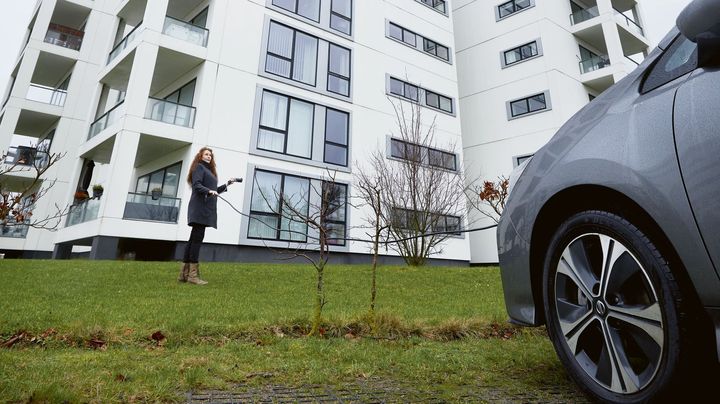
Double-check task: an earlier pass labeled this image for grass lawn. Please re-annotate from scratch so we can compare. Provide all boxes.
[0,260,574,402]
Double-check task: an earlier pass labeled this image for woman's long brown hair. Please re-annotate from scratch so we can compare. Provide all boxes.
[187,147,217,185]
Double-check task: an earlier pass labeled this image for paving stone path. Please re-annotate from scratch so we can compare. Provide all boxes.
[188,377,589,403]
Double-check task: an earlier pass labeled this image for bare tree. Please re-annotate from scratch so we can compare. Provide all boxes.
[0,146,70,231]
[250,170,347,336]
[357,98,467,267]
[465,176,509,224]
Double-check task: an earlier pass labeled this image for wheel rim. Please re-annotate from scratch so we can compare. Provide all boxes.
[554,233,664,394]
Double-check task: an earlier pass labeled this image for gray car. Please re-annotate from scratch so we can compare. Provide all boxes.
[497,0,720,401]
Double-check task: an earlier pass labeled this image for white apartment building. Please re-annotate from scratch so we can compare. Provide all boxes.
[0,0,470,264]
[453,0,650,264]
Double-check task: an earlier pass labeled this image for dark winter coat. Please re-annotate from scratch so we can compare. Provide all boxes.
[187,161,227,228]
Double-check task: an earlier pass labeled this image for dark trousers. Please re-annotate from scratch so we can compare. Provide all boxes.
[183,225,206,263]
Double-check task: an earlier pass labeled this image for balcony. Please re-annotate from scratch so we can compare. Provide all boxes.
[162,16,209,47]
[579,54,611,74]
[4,146,50,169]
[570,6,599,25]
[44,23,84,51]
[123,192,181,223]
[0,220,29,239]
[26,84,67,106]
[88,101,124,139]
[66,198,100,227]
[108,22,142,64]
[145,98,195,128]
[614,9,644,37]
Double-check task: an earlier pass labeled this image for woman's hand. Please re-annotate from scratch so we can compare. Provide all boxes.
[208,190,218,196]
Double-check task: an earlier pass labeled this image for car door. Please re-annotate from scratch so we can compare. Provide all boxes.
[674,48,720,277]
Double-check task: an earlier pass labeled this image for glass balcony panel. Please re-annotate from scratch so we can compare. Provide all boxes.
[614,10,644,36]
[145,98,196,127]
[570,6,599,25]
[66,198,100,227]
[123,192,181,223]
[88,101,124,139]
[579,55,611,73]
[0,219,29,239]
[108,22,142,64]
[44,23,84,51]
[26,84,67,106]
[4,146,50,168]
[162,16,209,47]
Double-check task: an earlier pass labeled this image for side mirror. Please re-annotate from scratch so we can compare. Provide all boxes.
[676,0,720,42]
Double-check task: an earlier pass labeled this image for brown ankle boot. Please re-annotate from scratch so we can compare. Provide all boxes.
[187,263,208,285]
[178,262,189,282]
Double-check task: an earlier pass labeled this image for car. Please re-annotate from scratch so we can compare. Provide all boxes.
[497,0,720,401]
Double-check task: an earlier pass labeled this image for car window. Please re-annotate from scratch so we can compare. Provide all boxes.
[640,34,698,94]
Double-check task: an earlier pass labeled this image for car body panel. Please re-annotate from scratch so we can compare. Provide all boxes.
[497,34,720,327]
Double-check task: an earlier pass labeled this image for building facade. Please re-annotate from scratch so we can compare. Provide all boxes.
[0,0,469,263]
[453,0,649,264]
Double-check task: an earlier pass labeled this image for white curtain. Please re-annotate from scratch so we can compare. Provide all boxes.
[267,23,293,77]
[258,92,288,152]
[286,100,313,158]
[292,32,317,85]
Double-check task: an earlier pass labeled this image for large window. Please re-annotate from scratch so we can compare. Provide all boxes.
[256,89,350,167]
[390,138,457,171]
[135,162,182,197]
[387,22,450,62]
[497,0,533,19]
[503,41,539,66]
[417,0,447,14]
[266,21,318,86]
[392,208,461,236]
[328,44,351,96]
[388,77,454,115]
[272,0,321,22]
[324,108,348,166]
[508,92,549,118]
[322,181,347,245]
[249,170,310,242]
[330,0,352,35]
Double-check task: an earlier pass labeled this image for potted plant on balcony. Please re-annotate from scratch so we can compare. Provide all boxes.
[151,187,163,200]
[74,190,89,204]
[92,184,104,199]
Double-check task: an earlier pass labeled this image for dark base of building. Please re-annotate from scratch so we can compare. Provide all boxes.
[49,236,469,266]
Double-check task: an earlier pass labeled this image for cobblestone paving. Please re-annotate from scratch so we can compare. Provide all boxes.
[188,378,589,403]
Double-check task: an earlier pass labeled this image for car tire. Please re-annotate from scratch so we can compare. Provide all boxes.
[542,210,691,403]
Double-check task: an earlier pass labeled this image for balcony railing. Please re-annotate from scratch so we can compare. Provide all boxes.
[614,9,644,36]
[4,146,50,168]
[570,6,599,25]
[108,21,143,64]
[26,84,67,106]
[88,101,124,139]
[162,16,209,47]
[579,55,611,74]
[0,219,29,239]
[123,192,181,223]
[66,198,100,227]
[145,98,196,127]
[44,23,84,51]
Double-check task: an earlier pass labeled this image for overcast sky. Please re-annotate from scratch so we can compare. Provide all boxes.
[0,1,694,99]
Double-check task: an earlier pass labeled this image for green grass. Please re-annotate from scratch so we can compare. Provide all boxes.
[0,260,573,402]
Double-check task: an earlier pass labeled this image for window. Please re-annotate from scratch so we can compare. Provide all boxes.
[164,79,196,106]
[266,21,318,86]
[330,0,352,35]
[392,208,461,236]
[425,90,453,113]
[514,154,533,167]
[135,162,182,197]
[272,0,320,22]
[322,181,347,245]
[388,77,455,115]
[388,22,416,46]
[324,108,348,166]
[508,92,549,118]
[503,41,538,66]
[328,44,351,96]
[423,38,449,61]
[641,34,698,94]
[497,0,533,19]
[417,0,447,14]
[389,77,419,102]
[249,170,310,241]
[390,138,457,171]
[258,91,314,158]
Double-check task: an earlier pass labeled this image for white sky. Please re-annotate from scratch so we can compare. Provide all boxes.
[0,1,694,101]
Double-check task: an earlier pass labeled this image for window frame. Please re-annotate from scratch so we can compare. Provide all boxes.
[506,90,552,120]
[386,20,452,64]
[135,161,183,197]
[323,107,349,166]
[265,21,320,87]
[330,0,353,35]
[501,39,542,68]
[327,43,351,96]
[321,181,348,246]
[391,207,462,237]
[387,76,456,116]
[257,90,316,160]
[495,0,535,21]
[415,0,448,16]
[389,137,458,172]
[271,0,321,23]
[248,169,311,242]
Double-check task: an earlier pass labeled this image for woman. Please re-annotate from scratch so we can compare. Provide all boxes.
[179,147,237,284]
